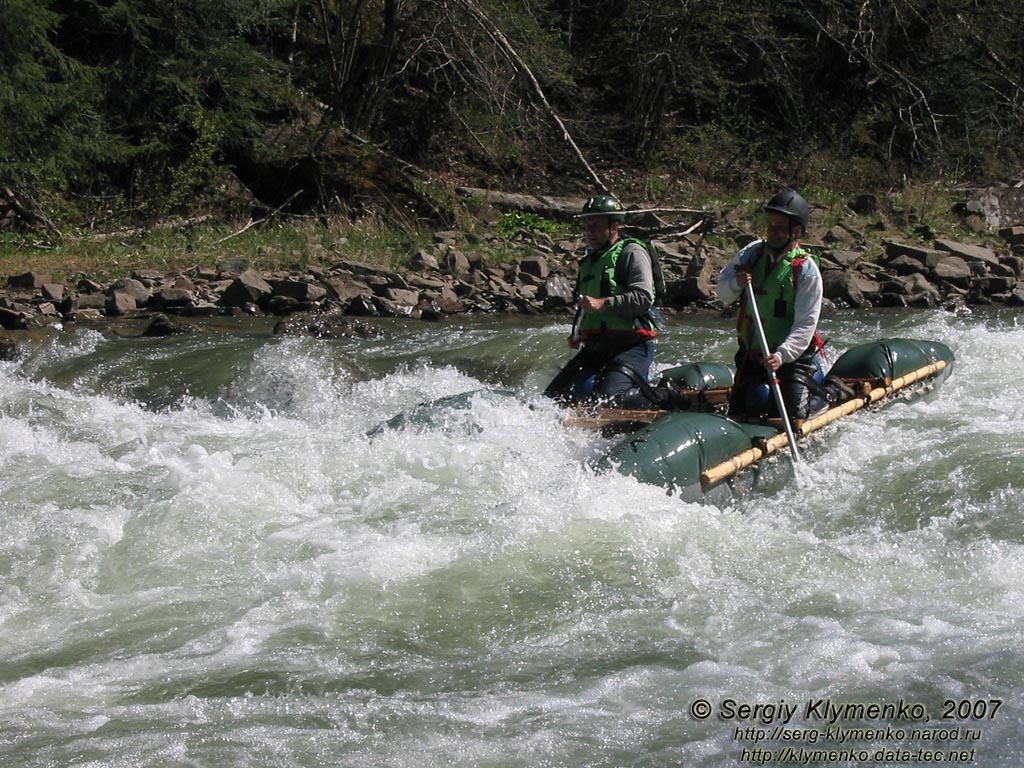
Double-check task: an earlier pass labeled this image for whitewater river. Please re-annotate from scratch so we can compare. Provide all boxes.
[1,306,1022,767]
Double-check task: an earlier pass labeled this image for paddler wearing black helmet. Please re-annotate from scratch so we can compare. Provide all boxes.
[543,194,660,407]
[716,188,828,422]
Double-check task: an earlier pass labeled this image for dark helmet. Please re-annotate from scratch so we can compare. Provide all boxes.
[579,194,626,222]
[764,189,809,229]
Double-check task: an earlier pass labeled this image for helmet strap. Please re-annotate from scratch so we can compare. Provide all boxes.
[604,224,621,250]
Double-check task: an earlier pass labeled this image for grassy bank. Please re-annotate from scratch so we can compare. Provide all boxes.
[0,180,991,285]
[0,213,436,284]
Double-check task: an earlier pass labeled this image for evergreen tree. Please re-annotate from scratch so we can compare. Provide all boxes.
[0,0,119,221]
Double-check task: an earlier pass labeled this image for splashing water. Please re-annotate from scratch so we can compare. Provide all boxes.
[1,309,1022,767]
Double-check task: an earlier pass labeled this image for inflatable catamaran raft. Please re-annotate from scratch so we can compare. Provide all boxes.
[372,338,953,500]
[575,337,953,499]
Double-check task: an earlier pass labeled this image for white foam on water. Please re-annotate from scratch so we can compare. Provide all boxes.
[1,310,1023,766]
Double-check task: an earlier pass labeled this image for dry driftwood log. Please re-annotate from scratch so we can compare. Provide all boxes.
[456,187,715,230]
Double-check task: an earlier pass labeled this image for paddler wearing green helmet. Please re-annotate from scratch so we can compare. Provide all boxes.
[544,194,660,407]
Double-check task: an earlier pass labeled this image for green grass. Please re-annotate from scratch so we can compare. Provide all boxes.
[0,214,433,283]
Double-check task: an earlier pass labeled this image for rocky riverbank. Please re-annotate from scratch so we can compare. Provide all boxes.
[1,195,1023,358]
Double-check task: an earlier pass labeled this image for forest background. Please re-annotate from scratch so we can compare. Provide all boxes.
[2,0,1023,269]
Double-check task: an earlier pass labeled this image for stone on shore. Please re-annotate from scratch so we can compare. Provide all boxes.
[932,256,973,288]
[106,290,138,315]
[934,239,1000,268]
[822,270,871,309]
[7,272,51,290]
[222,269,274,307]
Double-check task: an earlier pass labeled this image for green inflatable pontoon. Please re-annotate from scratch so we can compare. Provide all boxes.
[594,338,954,499]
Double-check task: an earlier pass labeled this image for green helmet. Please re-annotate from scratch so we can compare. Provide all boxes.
[579,195,625,222]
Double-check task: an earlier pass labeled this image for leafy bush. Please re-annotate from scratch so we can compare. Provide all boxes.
[496,211,565,239]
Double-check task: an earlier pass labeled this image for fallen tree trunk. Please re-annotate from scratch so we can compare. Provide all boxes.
[456,187,586,220]
[456,186,714,226]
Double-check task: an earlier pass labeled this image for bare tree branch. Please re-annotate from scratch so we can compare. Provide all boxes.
[450,0,611,195]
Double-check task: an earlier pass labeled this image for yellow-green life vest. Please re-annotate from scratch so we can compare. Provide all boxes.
[737,245,818,351]
[577,238,656,339]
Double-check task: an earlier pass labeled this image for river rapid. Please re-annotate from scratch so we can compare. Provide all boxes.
[1,307,1022,767]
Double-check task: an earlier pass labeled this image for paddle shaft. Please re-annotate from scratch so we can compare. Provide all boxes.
[744,281,801,462]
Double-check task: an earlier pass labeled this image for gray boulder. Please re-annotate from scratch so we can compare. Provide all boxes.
[822,270,871,308]
[222,269,273,307]
[932,256,973,288]
[934,239,1000,268]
